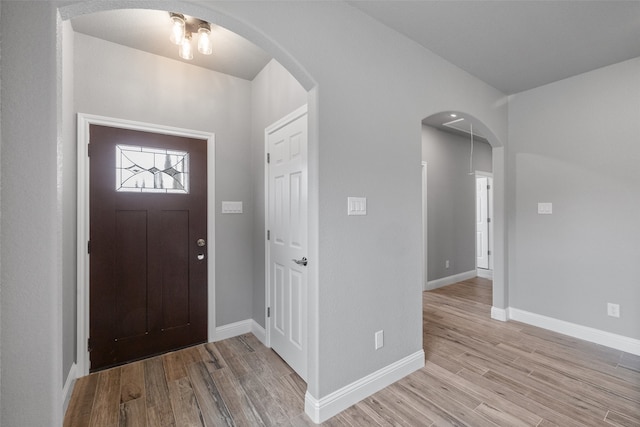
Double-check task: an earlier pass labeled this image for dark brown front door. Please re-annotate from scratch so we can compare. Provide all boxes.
[89,124,207,371]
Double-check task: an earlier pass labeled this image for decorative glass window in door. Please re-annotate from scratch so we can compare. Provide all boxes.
[116,145,189,193]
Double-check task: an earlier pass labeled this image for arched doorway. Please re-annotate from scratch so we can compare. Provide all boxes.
[420,111,507,318]
[59,0,319,398]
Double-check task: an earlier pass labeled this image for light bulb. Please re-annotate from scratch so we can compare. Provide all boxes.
[169,14,185,45]
[179,35,193,60]
[197,25,212,55]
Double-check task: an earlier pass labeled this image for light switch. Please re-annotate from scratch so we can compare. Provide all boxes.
[222,201,243,214]
[537,202,553,215]
[348,197,367,216]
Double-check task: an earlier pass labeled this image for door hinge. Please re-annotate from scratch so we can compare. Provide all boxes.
[87,240,91,254]
[267,307,271,318]
[87,337,93,352]
[487,184,491,190]
[488,250,492,256]
[267,153,270,164]
[87,143,91,157]
[267,230,270,240]
[487,218,491,223]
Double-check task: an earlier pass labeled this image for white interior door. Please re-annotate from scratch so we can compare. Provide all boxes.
[266,106,308,380]
[476,176,489,269]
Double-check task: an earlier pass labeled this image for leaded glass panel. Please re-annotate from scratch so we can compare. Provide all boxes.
[116,145,189,193]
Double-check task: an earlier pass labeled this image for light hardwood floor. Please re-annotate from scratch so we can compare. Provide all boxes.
[65,277,640,426]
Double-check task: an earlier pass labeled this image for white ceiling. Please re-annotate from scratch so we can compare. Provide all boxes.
[349,0,640,94]
[70,9,271,81]
[70,2,640,93]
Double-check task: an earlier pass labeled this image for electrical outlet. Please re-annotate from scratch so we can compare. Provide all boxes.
[445,260,450,269]
[607,303,620,318]
[375,330,384,350]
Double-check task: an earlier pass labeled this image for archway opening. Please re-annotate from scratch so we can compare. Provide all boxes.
[420,111,506,320]
[58,0,319,410]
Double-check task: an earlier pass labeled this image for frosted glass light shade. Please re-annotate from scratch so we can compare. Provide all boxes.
[197,27,212,55]
[179,36,193,60]
[170,14,185,45]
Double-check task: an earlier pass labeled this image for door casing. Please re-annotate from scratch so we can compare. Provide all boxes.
[76,113,215,376]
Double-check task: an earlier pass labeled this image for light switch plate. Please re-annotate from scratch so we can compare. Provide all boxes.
[538,202,553,214]
[222,201,243,214]
[348,197,367,216]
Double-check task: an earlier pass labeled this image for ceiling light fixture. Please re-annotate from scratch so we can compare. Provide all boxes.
[169,12,213,60]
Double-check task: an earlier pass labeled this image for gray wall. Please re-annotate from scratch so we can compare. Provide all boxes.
[422,125,492,282]
[61,19,76,385]
[1,1,508,424]
[1,1,63,424]
[508,57,640,340]
[74,33,254,327]
[250,60,307,327]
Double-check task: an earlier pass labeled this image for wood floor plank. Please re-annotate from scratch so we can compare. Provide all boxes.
[89,368,121,427]
[167,377,205,427]
[198,342,226,371]
[119,397,147,427]
[143,357,176,427]
[120,362,144,403]
[64,374,99,427]
[482,369,608,425]
[423,361,542,426]
[457,368,586,427]
[238,373,289,426]
[209,366,266,426]
[163,350,188,382]
[187,361,234,426]
[605,409,640,427]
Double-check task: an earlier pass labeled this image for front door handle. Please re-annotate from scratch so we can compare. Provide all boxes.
[292,257,308,266]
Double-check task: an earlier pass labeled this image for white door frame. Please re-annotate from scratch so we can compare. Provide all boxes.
[422,162,428,291]
[264,105,308,351]
[475,171,493,277]
[76,113,216,376]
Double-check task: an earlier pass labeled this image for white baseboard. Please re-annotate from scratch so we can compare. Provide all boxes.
[214,319,253,341]
[251,320,267,346]
[476,268,493,279]
[491,306,508,322]
[508,308,640,356]
[214,319,268,347]
[425,270,476,291]
[304,350,425,424]
[62,362,78,414]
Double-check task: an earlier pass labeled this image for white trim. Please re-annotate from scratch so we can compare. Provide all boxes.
[477,268,493,279]
[508,308,640,356]
[251,320,267,346]
[62,363,78,415]
[421,162,428,292]
[426,270,476,291]
[212,319,266,345]
[491,306,508,322]
[215,319,253,341]
[76,113,216,376]
[304,350,425,424]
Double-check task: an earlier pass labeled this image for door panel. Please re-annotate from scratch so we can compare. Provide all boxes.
[267,108,308,380]
[89,124,207,371]
[476,176,489,269]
